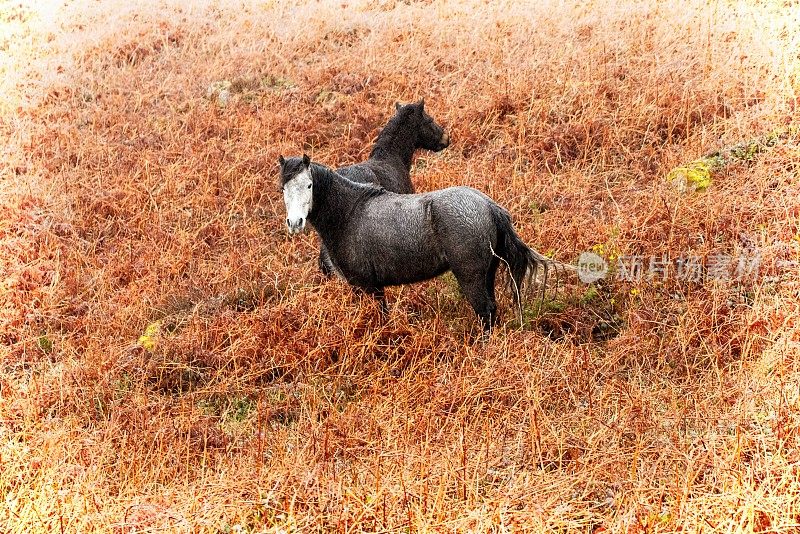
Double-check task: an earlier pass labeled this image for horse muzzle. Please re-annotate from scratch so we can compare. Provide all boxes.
[286,217,306,235]
[438,132,450,150]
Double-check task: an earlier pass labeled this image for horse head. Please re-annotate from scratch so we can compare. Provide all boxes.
[279,154,313,234]
[395,99,450,152]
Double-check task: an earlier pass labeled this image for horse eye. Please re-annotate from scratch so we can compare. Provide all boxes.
[307,183,312,189]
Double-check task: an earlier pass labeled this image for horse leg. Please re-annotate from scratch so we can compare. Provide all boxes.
[361,286,388,316]
[485,257,500,325]
[453,270,498,334]
[318,244,334,277]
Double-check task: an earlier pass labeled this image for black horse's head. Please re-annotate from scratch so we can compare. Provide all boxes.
[395,99,450,152]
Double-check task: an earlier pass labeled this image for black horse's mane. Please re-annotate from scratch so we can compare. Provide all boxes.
[369,104,419,160]
[310,162,386,200]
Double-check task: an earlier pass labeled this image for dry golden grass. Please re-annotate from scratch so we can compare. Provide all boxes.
[2,0,800,531]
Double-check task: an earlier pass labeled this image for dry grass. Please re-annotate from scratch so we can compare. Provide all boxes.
[2,0,800,531]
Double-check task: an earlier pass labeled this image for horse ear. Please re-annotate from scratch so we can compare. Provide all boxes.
[278,155,285,166]
[418,97,425,110]
[395,102,402,112]
[302,154,310,168]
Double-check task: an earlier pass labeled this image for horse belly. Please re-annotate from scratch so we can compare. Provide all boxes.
[336,229,446,288]
[378,244,448,285]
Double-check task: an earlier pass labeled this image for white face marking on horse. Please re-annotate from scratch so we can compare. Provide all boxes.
[283,168,313,234]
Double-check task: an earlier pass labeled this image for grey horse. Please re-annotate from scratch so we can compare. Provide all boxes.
[280,154,571,333]
[316,99,449,275]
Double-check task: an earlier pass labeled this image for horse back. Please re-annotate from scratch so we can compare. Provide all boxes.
[426,187,501,257]
[337,160,413,194]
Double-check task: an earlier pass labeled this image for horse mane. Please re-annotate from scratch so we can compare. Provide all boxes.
[369,104,418,160]
[311,162,386,200]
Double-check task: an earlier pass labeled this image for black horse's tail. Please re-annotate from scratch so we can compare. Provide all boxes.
[490,205,575,308]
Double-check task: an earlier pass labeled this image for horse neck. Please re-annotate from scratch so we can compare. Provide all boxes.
[308,166,366,240]
[369,114,417,171]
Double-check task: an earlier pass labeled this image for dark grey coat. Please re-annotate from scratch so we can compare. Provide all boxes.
[281,157,563,333]
[317,100,449,274]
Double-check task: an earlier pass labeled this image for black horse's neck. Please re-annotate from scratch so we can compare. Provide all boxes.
[308,164,383,242]
[369,110,418,170]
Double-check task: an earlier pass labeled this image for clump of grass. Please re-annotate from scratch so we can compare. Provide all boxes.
[198,394,256,423]
[36,335,53,354]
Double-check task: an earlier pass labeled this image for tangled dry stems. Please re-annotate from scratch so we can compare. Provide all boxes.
[2,0,800,531]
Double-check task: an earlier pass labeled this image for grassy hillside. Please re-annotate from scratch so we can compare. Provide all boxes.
[2,0,799,531]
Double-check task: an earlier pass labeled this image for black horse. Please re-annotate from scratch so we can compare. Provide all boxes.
[316,99,449,275]
[280,155,571,333]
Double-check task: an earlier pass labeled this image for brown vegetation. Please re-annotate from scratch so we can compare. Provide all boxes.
[2,0,799,531]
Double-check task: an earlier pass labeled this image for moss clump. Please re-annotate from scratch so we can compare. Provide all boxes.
[37,335,53,354]
[138,321,162,352]
[666,158,716,192]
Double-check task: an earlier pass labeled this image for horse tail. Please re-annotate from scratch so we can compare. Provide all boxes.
[490,205,575,309]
